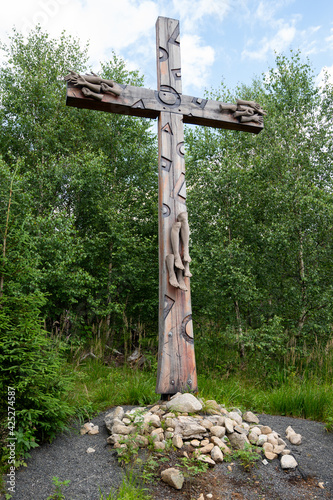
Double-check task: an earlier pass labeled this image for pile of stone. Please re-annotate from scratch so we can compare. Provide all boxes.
[101,393,300,480]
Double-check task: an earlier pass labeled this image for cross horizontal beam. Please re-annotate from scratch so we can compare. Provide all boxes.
[66,83,263,134]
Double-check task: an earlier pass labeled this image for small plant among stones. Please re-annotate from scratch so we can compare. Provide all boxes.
[178,454,209,477]
[225,443,262,471]
[46,476,71,500]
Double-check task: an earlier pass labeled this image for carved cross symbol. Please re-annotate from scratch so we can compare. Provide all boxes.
[65,17,264,397]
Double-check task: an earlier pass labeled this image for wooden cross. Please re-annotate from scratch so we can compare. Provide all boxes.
[65,17,264,397]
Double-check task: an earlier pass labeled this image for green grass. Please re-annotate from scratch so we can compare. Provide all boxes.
[99,471,152,500]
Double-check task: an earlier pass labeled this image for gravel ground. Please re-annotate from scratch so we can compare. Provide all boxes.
[2,409,333,500]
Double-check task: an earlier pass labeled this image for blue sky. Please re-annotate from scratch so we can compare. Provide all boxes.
[1,0,333,98]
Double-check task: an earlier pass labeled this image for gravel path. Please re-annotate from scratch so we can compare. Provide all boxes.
[2,409,333,500]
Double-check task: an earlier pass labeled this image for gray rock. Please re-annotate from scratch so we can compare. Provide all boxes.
[211,446,223,463]
[227,431,250,450]
[161,468,184,490]
[243,411,259,424]
[281,455,298,469]
[104,407,124,433]
[210,426,225,438]
[166,393,202,413]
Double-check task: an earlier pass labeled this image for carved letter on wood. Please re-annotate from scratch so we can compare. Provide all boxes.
[65,16,264,397]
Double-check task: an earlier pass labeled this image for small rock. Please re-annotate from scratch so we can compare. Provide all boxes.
[202,419,214,429]
[88,425,99,435]
[261,425,272,435]
[281,455,298,469]
[257,434,268,446]
[104,406,124,432]
[228,411,242,425]
[199,443,214,454]
[151,428,164,442]
[228,432,249,450]
[288,433,302,445]
[243,411,259,424]
[80,422,94,435]
[86,447,95,453]
[198,455,216,466]
[166,393,202,413]
[161,468,184,490]
[210,426,226,438]
[211,445,224,463]
[172,435,184,449]
[197,494,204,500]
[190,439,201,447]
[265,451,278,460]
[207,494,213,499]
[154,441,166,451]
[224,417,234,434]
[112,424,134,435]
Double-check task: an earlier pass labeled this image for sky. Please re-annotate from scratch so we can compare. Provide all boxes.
[1,0,333,98]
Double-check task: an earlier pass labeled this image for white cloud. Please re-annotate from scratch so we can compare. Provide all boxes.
[181,34,215,92]
[171,0,230,31]
[242,22,296,61]
[1,0,159,67]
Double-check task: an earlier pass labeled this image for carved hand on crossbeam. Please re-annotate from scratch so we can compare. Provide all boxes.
[64,71,122,100]
[220,99,266,125]
[166,211,192,291]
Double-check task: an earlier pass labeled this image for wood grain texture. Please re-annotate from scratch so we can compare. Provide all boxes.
[65,16,264,396]
[66,84,263,134]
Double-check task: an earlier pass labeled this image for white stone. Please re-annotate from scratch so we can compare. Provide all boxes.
[174,416,207,438]
[151,428,164,442]
[257,434,268,446]
[288,433,302,445]
[206,415,225,426]
[144,413,161,428]
[210,426,225,438]
[248,431,259,444]
[228,411,242,425]
[261,425,272,435]
[198,455,216,466]
[112,424,133,435]
[211,446,223,463]
[242,411,259,424]
[281,455,298,469]
[190,439,201,447]
[88,425,99,435]
[201,419,214,430]
[104,406,124,432]
[224,417,234,434]
[199,443,214,454]
[172,435,184,449]
[166,393,202,413]
[161,468,184,490]
[228,432,249,450]
[210,436,224,448]
[86,447,95,453]
[80,422,94,435]
[154,441,166,451]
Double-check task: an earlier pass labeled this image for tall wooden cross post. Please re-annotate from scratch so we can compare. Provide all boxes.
[65,17,264,397]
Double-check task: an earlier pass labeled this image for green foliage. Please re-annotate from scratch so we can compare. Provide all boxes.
[0,293,75,455]
[225,443,262,471]
[99,471,152,500]
[46,477,71,500]
[178,454,209,476]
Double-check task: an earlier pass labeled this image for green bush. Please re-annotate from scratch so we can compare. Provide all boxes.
[0,292,74,461]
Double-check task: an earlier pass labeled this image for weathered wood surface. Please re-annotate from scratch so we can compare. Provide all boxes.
[155,17,197,395]
[66,86,263,134]
[65,16,264,396]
